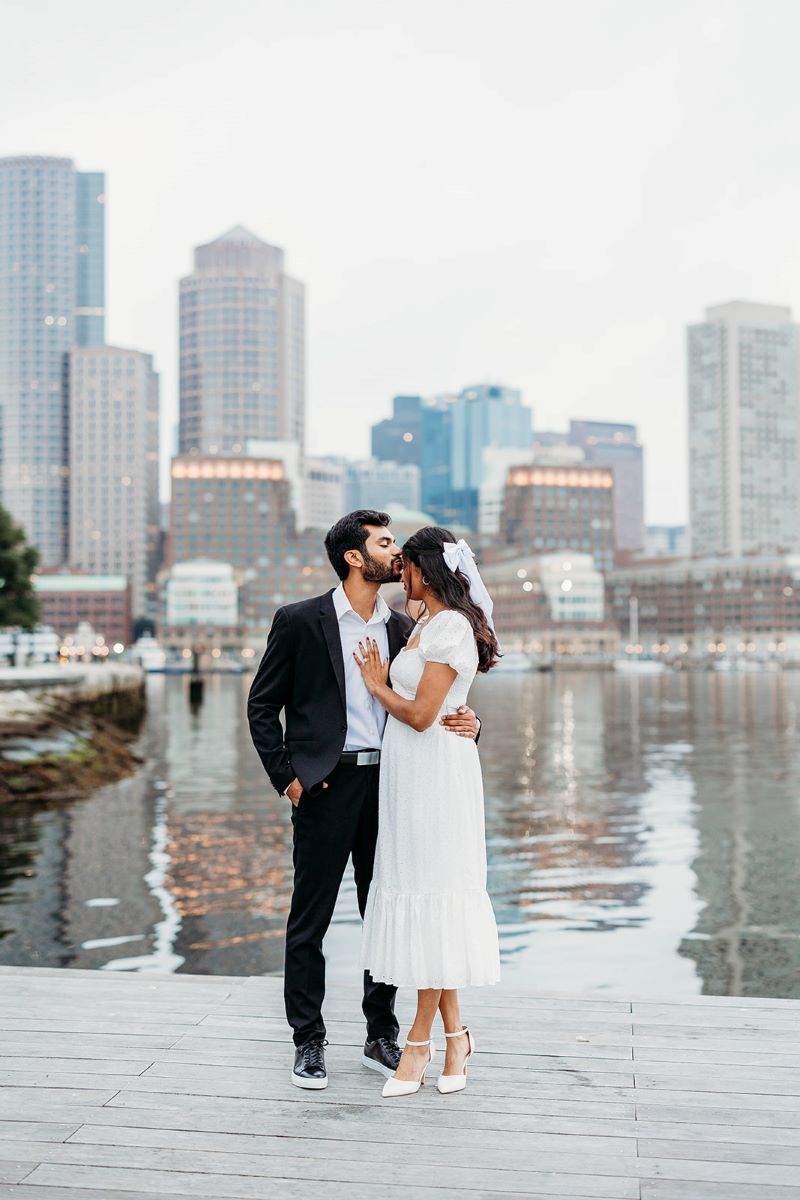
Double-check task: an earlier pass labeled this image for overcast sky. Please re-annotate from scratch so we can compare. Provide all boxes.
[4,0,799,523]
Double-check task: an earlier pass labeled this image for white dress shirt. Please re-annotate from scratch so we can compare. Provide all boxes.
[332,582,391,751]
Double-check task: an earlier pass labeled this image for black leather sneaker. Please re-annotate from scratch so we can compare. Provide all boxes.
[292,1040,328,1089]
[362,1035,402,1078]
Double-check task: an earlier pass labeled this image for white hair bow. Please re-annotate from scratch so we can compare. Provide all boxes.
[442,538,495,630]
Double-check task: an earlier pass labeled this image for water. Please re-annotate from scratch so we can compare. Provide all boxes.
[1,670,799,998]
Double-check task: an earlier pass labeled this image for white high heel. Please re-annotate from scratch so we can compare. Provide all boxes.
[381,1037,435,1098]
[437,1026,474,1094]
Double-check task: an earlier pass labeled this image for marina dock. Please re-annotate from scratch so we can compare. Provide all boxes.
[0,966,799,1198]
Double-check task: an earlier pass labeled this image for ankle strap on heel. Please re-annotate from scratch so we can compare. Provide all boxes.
[444,1026,469,1037]
[405,1037,433,1046]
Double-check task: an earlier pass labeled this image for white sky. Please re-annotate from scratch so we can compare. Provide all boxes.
[4,0,799,523]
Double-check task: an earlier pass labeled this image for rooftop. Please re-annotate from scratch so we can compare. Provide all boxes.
[209,224,265,245]
[32,574,128,593]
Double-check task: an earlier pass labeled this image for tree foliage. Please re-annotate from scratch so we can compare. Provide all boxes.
[0,506,40,630]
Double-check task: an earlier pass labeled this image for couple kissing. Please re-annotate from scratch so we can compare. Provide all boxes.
[248,509,500,1097]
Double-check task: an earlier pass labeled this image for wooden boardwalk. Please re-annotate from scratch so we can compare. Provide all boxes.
[0,967,799,1199]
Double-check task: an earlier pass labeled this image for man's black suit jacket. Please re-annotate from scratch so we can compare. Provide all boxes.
[247,588,414,798]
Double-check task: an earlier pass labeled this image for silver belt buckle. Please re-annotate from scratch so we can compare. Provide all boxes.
[356,750,380,766]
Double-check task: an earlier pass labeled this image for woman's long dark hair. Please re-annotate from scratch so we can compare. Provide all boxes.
[402,526,500,674]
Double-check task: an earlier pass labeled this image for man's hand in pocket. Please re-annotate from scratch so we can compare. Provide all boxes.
[286,777,328,807]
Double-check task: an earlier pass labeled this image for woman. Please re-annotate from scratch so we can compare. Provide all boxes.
[354,526,501,1098]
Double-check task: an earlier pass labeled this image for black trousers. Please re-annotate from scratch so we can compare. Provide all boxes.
[284,760,399,1046]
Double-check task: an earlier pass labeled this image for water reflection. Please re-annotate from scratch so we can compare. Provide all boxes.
[0,671,799,997]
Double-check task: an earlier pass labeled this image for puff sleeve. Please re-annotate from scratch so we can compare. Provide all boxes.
[418,610,478,677]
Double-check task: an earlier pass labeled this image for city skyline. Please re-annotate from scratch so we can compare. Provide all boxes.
[6,0,800,525]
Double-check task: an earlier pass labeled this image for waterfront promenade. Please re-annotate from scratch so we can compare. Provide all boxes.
[0,968,798,1197]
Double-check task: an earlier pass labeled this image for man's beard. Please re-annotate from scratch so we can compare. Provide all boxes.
[362,550,401,584]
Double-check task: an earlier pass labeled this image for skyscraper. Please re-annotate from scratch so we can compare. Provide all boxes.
[370,385,532,530]
[0,156,105,565]
[688,301,800,557]
[179,226,305,456]
[68,347,160,620]
[451,383,533,492]
[371,395,424,467]
[569,420,645,553]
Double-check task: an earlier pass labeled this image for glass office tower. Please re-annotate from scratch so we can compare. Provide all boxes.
[75,171,106,347]
[0,155,105,565]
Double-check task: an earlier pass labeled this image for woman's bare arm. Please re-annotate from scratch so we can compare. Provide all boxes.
[354,637,456,732]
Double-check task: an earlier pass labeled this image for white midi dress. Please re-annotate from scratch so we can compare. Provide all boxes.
[361,609,501,989]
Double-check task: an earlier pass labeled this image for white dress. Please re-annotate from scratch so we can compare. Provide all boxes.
[361,609,501,989]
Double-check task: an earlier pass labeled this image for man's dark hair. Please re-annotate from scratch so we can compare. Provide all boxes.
[324,509,392,581]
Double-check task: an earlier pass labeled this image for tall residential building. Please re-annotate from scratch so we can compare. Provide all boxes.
[179,225,305,457]
[0,156,105,564]
[68,347,159,620]
[688,301,800,557]
[499,462,615,573]
[569,420,645,553]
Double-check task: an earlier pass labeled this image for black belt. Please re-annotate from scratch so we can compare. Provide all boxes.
[339,749,381,766]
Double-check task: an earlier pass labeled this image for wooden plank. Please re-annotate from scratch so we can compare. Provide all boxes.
[15,1161,643,1198]
[0,1071,149,1092]
[0,1032,177,1054]
[0,1087,118,1107]
[158,1044,636,1076]
[0,1167,37,1186]
[0,1137,644,1183]
[105,1088,638,1128]
[634,1120,800,1148]
[0,1125,78,1145]
[633,1000,800,1022]
[637,1153,800,1185]
[641,1181,800,1200]
[1,1178,632,1200]
[139,1057,636,1092]
[634,1069,800,1098]
[0,1057,152,1077]
[2,1090,636,1132]
[0,1188,210,1200]
[64,1121,638,1163]
[639,1137,800,1165]
[633,1044,800,1069]
[635,1102,800,1130]
[0,1019,197,1039]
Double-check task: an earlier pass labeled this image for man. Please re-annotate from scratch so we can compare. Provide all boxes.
[247,509,479,1089]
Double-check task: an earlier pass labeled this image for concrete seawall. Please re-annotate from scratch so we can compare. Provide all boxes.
[0,664,146,802]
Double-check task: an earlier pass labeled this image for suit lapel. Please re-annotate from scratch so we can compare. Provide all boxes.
[319,591,347,710]
[387,611,410,661]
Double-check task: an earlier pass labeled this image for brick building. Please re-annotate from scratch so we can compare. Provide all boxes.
[498,464,615,573]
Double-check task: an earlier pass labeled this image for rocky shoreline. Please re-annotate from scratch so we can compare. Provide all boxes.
[0,665,146,801]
